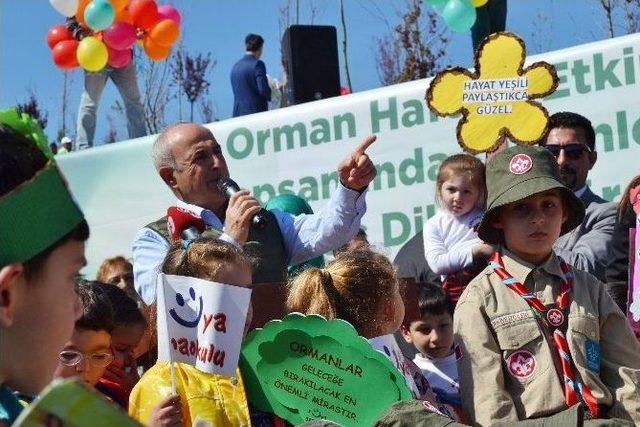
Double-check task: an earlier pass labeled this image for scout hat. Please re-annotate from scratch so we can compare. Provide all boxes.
[477,144,585,245]
[0,107,85,266]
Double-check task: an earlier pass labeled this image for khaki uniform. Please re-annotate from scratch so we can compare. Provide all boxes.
[454,249,640,426]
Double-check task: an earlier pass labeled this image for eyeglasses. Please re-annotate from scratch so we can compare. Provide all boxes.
[544,144,591,160]
[58,350,114,368]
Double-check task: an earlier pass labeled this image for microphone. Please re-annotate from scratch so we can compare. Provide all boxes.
[166,206,206,241]
[217,177,268,230]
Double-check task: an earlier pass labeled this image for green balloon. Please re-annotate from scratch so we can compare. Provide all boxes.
[424,0,449,14]
[442,0,477,32]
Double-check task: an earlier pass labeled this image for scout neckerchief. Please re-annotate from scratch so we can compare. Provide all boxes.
[489,251,599,418]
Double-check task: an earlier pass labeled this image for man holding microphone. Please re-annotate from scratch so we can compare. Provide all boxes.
[132,122,378,304]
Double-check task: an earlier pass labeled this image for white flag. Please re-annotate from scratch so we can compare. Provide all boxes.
[156,273,252,377]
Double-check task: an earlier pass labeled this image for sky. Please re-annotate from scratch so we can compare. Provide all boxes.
[0,0,627,146]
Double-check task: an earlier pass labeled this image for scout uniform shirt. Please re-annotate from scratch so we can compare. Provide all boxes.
[453,249,640,426]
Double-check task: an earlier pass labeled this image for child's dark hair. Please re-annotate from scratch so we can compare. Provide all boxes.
[0,124,89,277]
[75,281,115,333]
[92,281,146,329]
[436,154,486,207]
[287,249,399,338]
[415,283,454,321]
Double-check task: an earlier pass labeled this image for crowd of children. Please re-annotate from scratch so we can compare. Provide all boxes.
[2,112,640,427]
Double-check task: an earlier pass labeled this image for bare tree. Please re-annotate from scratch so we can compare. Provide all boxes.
[17,92,48,130]
[375,0,450,86]
[136,53,173,134]
[598,0,616,37]
[339,0,353,92]
[199,98,216,123]
[172,51,215,122]
[622,0,640,34]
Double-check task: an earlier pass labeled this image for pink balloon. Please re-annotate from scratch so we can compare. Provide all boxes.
[107,47,132,68]
[103,21,137,50]
[157,4,181,25]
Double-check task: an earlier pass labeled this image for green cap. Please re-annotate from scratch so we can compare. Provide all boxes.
[477,144,585,244]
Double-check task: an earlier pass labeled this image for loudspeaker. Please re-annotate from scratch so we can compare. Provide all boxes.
[281,25,340,105]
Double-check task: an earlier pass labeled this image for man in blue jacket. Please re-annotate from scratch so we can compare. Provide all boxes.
[230,34,271,117]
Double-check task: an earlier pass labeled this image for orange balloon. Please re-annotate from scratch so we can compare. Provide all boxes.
[76,0,91,25]
[143,36,170,60]
[110,0,129,12]
[115,7,133,25]
[149,19,179,47]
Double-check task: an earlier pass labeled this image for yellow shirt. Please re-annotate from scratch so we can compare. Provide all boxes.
[129,362,251,427]
[454,249,640,426]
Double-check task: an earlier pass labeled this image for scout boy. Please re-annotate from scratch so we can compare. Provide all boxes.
[454,145,640,426]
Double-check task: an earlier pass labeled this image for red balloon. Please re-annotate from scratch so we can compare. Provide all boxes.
[107,47,132,68]
[52,39,79,69]
[129,0,159,30]
[46,24,73,49]
[103,21,137,50]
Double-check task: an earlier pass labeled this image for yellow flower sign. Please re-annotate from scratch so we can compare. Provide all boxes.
[426,32,558,153]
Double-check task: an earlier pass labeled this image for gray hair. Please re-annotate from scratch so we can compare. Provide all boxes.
[152,125,179,170]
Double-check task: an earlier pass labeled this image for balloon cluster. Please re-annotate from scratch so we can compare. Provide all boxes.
[424,0,487,33]
[48,0,181,72]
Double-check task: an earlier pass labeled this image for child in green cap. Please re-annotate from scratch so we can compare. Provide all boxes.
[0,120,89,424]
[454,144,640,425]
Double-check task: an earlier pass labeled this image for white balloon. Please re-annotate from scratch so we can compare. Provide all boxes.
[50,0,79,17]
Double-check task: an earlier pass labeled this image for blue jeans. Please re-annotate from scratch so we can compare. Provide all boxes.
[76,60,147,147]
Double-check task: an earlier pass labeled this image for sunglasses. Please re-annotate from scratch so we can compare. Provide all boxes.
[544,144,591,160]
[58,350,114,368]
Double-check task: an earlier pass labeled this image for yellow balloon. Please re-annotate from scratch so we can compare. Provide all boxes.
[76,36,108,72]
[471,0,489,6]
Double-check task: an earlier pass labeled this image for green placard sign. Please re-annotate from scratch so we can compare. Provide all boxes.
[240,313,412,426]
[14,379,139,427]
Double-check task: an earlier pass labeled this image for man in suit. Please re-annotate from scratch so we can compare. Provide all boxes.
[539,111,616,281]
[230,34,271,117]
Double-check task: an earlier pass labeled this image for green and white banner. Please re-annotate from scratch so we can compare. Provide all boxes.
[58,33,640,275]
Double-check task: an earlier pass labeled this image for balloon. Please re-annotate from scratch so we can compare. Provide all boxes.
[107,47,132,68]
[148,19,179,47]
[129,0,159,30]
[110,0,128,12]
[46,24,73,49]
[76,0,91,25]
[143,36,170,60]
[84,0,115,31]
[77,36,108,71]
[471,0,488,6]
[424,0,448,14]
[50,0,79,16]
[52,39,79,69]
[442,0,477,32]
[157,4,181,25]
[103,21,136,50]
[115,7,133,24]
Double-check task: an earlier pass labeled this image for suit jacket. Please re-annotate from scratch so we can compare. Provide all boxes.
[554,186,617,282]
[393,230,440,285]
[230,54,270,117]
